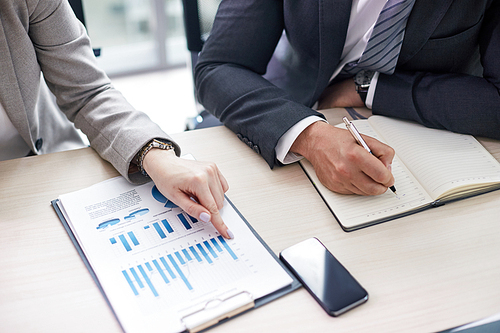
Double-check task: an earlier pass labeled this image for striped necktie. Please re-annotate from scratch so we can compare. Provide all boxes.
[342,0,416,75]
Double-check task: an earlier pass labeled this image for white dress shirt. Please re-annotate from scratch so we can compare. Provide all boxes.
[0,103,31,161]
[276,0,387,164]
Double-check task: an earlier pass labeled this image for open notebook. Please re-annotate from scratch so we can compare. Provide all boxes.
[301,116,500,231]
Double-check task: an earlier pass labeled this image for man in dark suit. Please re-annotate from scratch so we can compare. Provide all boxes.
[195,0,500,196]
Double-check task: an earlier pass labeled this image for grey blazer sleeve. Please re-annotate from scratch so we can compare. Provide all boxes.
[28,0,179,183]
[373,0,500,140]
[195,0,325,169]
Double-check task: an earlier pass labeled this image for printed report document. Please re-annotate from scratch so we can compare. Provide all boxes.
[52,176,297,333]
[301,116,500,231]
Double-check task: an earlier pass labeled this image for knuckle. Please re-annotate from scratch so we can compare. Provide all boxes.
[335,162,351,178]
[318,173,344,193]
[371,169,385,183]
[206,203,219,215]
[192,171,208,185]
[200,161,217,175]
[184,202,200,216]
[367,184,386,196]
[375,168,393,184]
[344,149,359,162]
[207,161,218,172]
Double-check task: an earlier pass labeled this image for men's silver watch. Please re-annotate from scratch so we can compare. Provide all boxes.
[354,70,375,104]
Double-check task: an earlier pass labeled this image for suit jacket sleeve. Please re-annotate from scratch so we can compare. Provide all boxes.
[27,0,180,183]
[373,0,500,140]
[195,0,325,168]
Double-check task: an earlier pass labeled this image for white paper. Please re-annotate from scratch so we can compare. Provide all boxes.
[58,176,292,333]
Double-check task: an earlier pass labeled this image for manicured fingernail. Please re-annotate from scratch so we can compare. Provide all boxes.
[226,229,234,239]
[199,212,210,223]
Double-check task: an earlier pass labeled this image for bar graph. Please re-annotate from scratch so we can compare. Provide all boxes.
[110,231,140,252]
[182,249,192,261]
[162,219,174,233]
[146,219,176,240]
[196,243,212,263]
[152,222,166,239]
[176,213,199,231]
[128,231,139,245]
[59,174,295,333]
[177,213,192,230]
[175,251,185,264]
[122,237,239,297]
[168,254,193,290]
[203,240,218,259]
[189,246,202,262]
[218,236,238,260]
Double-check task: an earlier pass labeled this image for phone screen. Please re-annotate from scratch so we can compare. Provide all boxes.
[280,238,368,316]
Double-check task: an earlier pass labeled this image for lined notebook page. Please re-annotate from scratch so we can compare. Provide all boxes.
[300,120,433,230]
[369,116,500,199]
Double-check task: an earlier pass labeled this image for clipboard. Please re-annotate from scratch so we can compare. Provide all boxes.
[52,195,301,333]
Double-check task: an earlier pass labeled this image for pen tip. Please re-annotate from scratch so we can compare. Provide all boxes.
[390,186,397,195]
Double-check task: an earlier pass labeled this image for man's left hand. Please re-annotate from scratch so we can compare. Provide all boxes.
[317,79,365,109]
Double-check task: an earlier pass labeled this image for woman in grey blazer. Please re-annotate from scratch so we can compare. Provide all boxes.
[0,0,232,239]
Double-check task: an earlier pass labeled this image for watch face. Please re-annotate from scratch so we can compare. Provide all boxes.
[355,70,375,85]
[152,139,173,150]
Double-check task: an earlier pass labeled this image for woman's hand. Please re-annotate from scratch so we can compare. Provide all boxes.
[142,148,232,239]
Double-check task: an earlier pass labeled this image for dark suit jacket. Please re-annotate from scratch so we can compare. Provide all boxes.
[195,0,500,168]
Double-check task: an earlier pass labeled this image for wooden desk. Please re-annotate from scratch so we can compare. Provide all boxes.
[1,108,500,332]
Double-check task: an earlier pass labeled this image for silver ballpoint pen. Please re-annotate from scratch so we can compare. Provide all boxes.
[342,117,397,194]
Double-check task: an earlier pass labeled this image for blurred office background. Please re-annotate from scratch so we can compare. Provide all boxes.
[80,0,220,134]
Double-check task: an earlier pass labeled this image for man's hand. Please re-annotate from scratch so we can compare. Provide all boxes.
[142,149,232,239]
[291,121,395,195]
[317,78,365,110]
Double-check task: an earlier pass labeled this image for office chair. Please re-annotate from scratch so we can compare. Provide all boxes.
[182,0,222,130]
[68,0,101,57]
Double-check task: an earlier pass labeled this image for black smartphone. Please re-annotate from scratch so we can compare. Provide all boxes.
[280,237,368,316]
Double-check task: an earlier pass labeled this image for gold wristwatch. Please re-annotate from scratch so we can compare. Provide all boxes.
[138,139,175,177]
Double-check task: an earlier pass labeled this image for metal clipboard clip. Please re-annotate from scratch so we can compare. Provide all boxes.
[180,290,254,333]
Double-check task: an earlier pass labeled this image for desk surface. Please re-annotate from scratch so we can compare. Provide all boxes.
[1,108,500,333]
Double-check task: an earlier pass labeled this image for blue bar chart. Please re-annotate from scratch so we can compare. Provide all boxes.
[152,222,166,239]
[162,219,174,233]
[110,231,140,252]
[218,236,238,260]
[182,249,192,261]
[128,231,139,245]
[177,213,192,230]
[59,175,294,333]
[146,219,177,240]
[189,246,202,262]
[175,251,185,264]
[122,237,239,297]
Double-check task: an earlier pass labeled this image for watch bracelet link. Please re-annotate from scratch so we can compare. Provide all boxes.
[137,139,175,177]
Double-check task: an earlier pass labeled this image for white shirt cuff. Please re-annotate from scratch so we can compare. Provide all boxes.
[275,116,327,164]
[365,71,380,109]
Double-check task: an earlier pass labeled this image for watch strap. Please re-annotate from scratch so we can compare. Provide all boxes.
[354,70,375,105]
[357,90,368,104]
[138,139,175,177]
